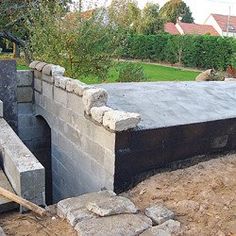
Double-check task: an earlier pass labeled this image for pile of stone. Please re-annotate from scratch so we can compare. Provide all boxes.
[57,191,181,236]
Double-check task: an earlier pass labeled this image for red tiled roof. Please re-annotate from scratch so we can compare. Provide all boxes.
[178,22,220,36]
[211,14,236,33]
[164,22,180,35]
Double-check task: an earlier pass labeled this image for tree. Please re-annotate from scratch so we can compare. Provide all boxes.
[0,0,71,61]
[108,0,141,29]
[159,0,194,24]
[28,3,122,82]
[136,3,164,35]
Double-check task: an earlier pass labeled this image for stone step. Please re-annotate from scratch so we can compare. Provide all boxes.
[0,168,18,213]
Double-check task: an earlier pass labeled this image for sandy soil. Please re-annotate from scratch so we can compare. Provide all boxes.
[0,211,76,236]
[124,153,236,236]
[1,153,236,236]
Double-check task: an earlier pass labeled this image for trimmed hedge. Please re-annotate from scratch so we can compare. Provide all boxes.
[122,34,235,70]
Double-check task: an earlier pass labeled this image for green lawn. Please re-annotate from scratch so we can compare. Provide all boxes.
[0,54,200,83]
[80,62,200,84]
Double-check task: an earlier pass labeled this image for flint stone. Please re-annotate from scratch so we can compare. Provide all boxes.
[66,79,78,93]
[0,100,3,117]
[90,106,112,124]
[35,62,47,72]
[74,214,152,236]
[103,110,141,131]
[29,61,40,69]
[51,65,65,76]
[87,196,138,217]
[140,228,171,236]
[145,205,175,225]
[154,220,181,234]
[54,76,69,89]
[57,190,116,218]
[74,81,91,97]
[82,88,108,114]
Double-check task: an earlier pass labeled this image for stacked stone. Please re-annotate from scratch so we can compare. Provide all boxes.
[57,191,182,236]
[29,61,141,132]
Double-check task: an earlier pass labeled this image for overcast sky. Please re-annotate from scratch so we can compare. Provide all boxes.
[73,0,236,24]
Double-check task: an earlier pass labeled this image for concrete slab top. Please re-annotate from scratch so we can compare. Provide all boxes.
[97,82,236,130]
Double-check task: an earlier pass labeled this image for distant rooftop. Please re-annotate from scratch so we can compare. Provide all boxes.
[177,22,219,36]
[211,13,236,33]
[164,22,180,35]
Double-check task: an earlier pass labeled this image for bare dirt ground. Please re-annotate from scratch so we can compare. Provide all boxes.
[0,212,76,236]
[1,153,236,236]
[124,153,236,236]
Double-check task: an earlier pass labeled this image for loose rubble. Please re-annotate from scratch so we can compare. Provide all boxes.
[145,204,175,225]
[57,190,181,236]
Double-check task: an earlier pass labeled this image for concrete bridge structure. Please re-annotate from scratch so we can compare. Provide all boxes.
[1,59,236,207]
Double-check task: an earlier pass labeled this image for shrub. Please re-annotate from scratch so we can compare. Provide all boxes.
[116,63,146,82]
[122,34,235,70]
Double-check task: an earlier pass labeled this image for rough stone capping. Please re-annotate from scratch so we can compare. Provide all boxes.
[0,118,45,206]
[0,100,3,117]
[29,61,141,131]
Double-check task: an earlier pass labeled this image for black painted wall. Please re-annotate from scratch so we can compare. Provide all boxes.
[114,118,236,193]
[0,60,18,132]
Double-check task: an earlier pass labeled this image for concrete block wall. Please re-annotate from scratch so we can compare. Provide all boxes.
[30,62,121,202]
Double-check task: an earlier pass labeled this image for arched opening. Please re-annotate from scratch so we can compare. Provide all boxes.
[33,116,52,205]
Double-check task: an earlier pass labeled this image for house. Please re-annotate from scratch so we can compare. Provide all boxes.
[164,22,180,35]
[205,14,236,37]
[164,21,219,36]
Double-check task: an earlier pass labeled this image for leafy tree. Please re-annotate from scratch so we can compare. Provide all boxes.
[108,0,141,29]
[159,0,194,24]
[136,3,164,35]
[0,0,71,60]
[28,3,122,81]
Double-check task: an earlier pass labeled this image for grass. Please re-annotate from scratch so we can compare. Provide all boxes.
[0,53,200,83]
[0,53,29,70]
[80,62,200,84]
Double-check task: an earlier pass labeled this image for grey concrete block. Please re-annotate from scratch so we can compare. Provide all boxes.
[0,100,3,117]
[34,70,42,80]
[67,93,84,115]
[17,87,33,103]
[54,87,67,107]
[17,70,33,87]
[42,81,53,99]
[18,103,33,115]
[0,118,45,206]
[34,78,42,93]
[42,74,54,84]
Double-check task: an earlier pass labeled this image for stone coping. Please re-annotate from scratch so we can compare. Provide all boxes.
[0,100,3,118]
[29,61,141,132]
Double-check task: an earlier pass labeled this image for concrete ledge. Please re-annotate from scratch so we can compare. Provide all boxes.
[0,118,45,205]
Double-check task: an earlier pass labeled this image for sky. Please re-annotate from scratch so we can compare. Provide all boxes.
[73,0,236,24]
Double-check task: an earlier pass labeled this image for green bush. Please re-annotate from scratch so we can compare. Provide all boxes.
[116,63,146,82]
[122,34,235,70]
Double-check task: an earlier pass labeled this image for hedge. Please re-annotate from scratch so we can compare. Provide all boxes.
[122,34,235,70]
